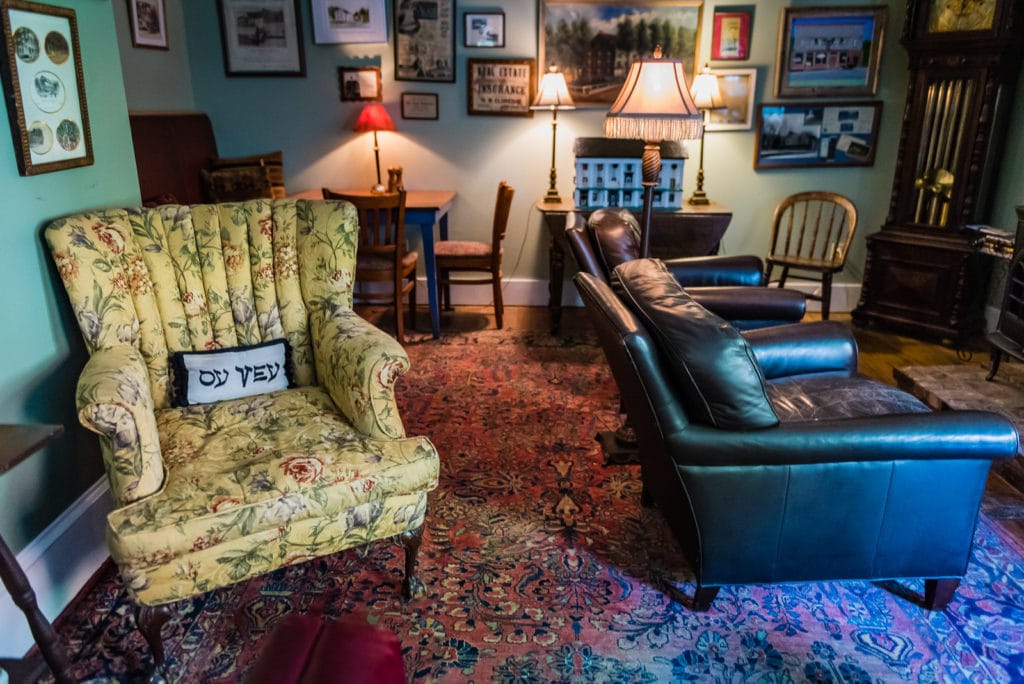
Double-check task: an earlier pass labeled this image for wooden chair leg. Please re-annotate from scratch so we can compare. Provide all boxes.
[692,585,720,611]
[820,272,833,320]
[400,527,425,599]
[987,349,1003,381]
[764,263,774,286]
[393,276,406,344]
[492,274,504,329]
[441,270,453,311]
[136,603,173,672]
[778,266,789,288]
[924,578,959,610]
[409,276,417,330]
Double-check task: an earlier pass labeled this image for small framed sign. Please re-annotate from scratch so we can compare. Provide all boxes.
[401,91,438,120]
[0,0,93,175]
[464,11,504,48]
[467,58,536,117]
[711,9,751,61]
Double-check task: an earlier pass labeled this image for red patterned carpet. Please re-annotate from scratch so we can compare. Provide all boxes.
[48,330,1024,682]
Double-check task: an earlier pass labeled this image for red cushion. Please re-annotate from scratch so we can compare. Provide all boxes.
[246,614,405,684]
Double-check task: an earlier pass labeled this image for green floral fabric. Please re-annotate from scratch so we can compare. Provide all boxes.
[45,199,439,606]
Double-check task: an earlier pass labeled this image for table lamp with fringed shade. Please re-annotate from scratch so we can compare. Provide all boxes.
[604,46,703,257]
[354,103,396,193]
[531,66,576,203]
[688,65,724,205]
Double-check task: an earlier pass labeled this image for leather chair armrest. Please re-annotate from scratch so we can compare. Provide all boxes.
[671,410,1019,466]
[686,287,806,329]
[665,255,766,287]
[311,310,410,440]
[743,321,857,379]
[565,223,608,281]
[76,345,164,505]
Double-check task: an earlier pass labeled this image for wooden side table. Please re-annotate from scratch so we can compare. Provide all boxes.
[535,199,732,333]
[0,424,74,684]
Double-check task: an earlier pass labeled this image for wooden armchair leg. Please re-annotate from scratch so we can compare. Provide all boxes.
[692,585,720,611]
[924,578,959,610]
[136,603,173,672]
[400,527,425,599]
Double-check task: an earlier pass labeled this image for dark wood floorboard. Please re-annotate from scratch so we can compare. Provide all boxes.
[359,303,1024,546]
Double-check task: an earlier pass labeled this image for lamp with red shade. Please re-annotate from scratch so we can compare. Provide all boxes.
[354,103,396,193]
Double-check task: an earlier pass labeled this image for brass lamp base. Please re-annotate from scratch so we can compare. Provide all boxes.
[688,190,710,205]
[370,184,386,194]
[542,189,563,203]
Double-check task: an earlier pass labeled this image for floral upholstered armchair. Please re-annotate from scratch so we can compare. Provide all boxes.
[45,199,439,672]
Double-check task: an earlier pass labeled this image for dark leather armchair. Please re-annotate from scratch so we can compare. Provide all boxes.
[566,208,806,329]
[574,258,1018,611]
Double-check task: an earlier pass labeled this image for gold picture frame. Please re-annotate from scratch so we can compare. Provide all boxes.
[0,0,93,175]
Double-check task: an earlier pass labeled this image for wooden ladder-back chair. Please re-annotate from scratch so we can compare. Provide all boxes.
[323,189,417,342]
[765,191,857,320]
[434,181,515,328]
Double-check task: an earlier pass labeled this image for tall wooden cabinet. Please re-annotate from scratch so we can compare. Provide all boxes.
[852,0,1023,342]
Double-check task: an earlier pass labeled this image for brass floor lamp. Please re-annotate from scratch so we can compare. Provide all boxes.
[688,66,723,205]
[531,66,576,204]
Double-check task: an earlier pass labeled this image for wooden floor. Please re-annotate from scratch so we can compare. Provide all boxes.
[361,303,1024,544]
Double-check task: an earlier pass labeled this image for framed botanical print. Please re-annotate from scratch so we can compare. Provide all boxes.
[539,0,703,106]
[394,0,455,83]
[0,0,93,175]
[217,0,305,76]
[127,0,168,49]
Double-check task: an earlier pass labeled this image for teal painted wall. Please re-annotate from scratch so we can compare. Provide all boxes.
[178,0,914,291]
[114,0,194,110]
[0,3,139,553]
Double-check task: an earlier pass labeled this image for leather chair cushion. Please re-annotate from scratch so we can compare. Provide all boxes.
[589,208,641,276]
[768,375,930,422]
[613,259,779,430]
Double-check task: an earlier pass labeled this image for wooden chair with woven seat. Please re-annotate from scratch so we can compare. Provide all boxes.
[765,191,857,320]
[323,189,417,343]
[434,181,515,328]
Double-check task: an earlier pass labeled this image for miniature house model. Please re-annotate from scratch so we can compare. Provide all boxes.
[573,137,687,211]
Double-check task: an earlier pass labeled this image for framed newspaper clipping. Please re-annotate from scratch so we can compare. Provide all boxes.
[394,0,455,82]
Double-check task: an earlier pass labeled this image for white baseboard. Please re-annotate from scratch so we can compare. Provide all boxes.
[0,478,111,660]
[419,277,862,313]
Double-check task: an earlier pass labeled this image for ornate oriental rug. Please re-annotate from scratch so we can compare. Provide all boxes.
[52,332,1024,682]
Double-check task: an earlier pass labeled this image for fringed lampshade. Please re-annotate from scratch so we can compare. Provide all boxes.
[604,47,703,257]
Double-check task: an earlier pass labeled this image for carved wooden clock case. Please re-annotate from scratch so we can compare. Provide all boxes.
[851,0,1023,342]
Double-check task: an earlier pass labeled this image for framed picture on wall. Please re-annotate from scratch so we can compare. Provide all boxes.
[539,1,703,106]
[394,0,455,83]
[338,66,382,101]
[711,9,750,60]
[401,91,438,119]
[467,58,536,116]
[706,68,756,131]
[311,0,387,44]
[127,0,168,49]
[0,0,93,175]
[775,6,886,98]
[464,11,504,48]
[217,0,305,76]
[755,101,882,169]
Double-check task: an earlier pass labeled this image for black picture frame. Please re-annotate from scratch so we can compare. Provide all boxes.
[394,0,456,83]
[401,91,439,119]
[217,0,306,77]
[338,66,383,101]
[0,0,93,175]
[464,11,504,48]
[755,101,882,169]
